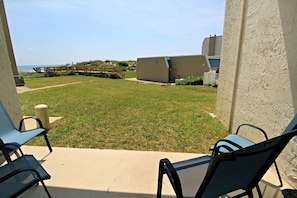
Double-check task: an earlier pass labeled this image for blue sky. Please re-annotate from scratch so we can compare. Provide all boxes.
[4,0,225,65]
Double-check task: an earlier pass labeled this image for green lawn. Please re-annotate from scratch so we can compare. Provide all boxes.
[19,75,228,154]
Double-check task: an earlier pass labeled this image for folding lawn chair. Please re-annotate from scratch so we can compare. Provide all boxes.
[0,139,51,197]
[0,101,52,154]
[157,129,297,198]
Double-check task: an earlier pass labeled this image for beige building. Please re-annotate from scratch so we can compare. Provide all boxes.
[216,0,297,188]
[0,0,23,127]
[201,35,223,57]
[136,55,210,83]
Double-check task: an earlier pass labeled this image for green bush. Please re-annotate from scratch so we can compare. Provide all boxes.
[44,71,58,77]
[117,61,129,67]
[57,71,76,76]
[211,82,218,88]
[109,72,121,79]
[119,66,127,72]
[176,76,203,85]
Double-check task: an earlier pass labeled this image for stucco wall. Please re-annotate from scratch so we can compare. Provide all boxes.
[0,1,22,128]
[216,0,244,128]
[0,0,17,75]
[170,55,209,79]
[136,57,169,83]
[216,0,297,188]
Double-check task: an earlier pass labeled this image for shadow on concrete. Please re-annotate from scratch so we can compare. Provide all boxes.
[20,185,174,198]
[18,175,286,198]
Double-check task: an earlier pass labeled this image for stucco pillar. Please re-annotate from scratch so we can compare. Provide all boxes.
[0,0,22,127]
[216,0,297,188]
[0,0,18,75]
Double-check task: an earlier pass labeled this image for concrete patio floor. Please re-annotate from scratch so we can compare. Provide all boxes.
[14,145,291,198]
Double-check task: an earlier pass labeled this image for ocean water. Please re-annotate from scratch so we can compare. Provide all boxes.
[17,65,62,72]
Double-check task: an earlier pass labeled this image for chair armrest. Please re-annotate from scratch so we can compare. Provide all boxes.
[0,139,12,162]
[213,139,243,150]
[158,158,183,198]
[212,144,234,157]
[19,116,44,131]
[2,142,24,156]
[0,139,24,163]
[236,123,269,140]
[0,139,24,162]
[211,139,243,154]
[0,167,43,183]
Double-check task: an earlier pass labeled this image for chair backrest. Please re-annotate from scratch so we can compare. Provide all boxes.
[195,129,297,198]
[0,102,17,134]
[283,114,297,134]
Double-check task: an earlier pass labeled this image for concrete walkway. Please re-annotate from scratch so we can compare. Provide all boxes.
[15,145,289,198]
[16,82,83,94]
[19,146,199,198]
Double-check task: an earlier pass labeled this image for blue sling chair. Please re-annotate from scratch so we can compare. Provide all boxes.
[0,139,51,197]
[209,114,297,187]
[157,129,297,198]
[0,101,52,154]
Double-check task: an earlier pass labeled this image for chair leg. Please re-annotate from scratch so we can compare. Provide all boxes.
[157,162,164,198]
[255,184,263,198]
[247,190,254,198]
[39,180,52,198]
[43,133,52,153]
[273,161,283,187]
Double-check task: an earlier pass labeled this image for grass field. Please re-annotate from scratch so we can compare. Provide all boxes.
[18,75,228,154]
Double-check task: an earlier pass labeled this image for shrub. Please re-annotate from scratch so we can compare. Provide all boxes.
[117,61,129,67]
[119,67,127,72]
[175,76,203,85]
[44,71,58,77]
[210,82,218,88]
[58,71,76,76]
[109,72,121,79]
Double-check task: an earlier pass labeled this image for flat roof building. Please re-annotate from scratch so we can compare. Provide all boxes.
[136,55,210,83]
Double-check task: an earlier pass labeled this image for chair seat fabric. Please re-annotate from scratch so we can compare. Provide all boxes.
[173,156,211,198]
[1,128,44,146]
